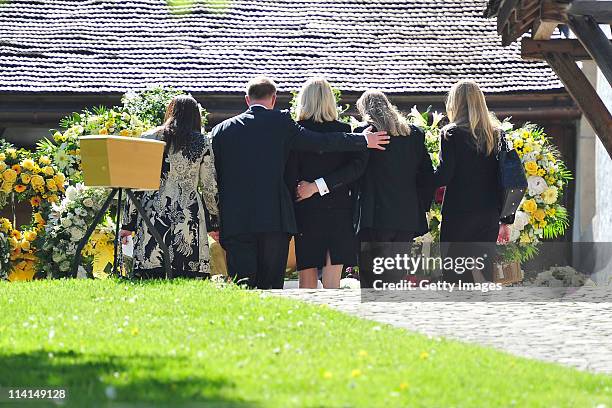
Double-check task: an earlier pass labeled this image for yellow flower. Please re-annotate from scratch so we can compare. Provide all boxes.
[21,158,35,171]
[53,173,66,189]
[2,169,17,182]
[30,175,45,187]
[42,166,54,176]
[537,169,546,177]
[546,207,557,217]
[20,173,31,184]
[539,221,547,229]
[351,369,362,378]
[6,148,17,158]
[521,130,530,139]
[38,156,51,165]
[0,162,6,172]
[1,182,13,194]
[11,164,22,175]
[30,196,42,207]
[20,240,31,252]
[541,187,558,205]
[0,153,5,161]
[33,211,44,224]
[46,179,57,192]
[520,233,531,243]
[14,184,27,193]
[24,230,37,242]
[524,161,538,176]
[522,199,537,214]
[10,230,21,240]
[533,208,546,222]
[47,194,59,203]
[32,164,41,174]
[119,129,131,137]
[513,138,523,149]
[53,131,65,142]
[99,128,109,135]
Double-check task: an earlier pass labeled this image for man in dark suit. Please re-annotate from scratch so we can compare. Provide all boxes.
[210,76,388,289]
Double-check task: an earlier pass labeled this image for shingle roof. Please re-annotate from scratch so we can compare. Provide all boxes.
[0,0,563,94]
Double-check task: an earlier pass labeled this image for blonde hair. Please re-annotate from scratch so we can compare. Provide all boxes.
[356,90,411,136]
[295,77,338,122]
[445,80,500,155]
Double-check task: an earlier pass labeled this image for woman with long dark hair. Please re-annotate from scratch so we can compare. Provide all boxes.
[120,95,219,279]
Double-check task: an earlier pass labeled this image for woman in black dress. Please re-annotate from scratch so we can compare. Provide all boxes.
[355,90,434,243]
[434,80,512,283]
[120,96,219,279]
[287,78,367,288]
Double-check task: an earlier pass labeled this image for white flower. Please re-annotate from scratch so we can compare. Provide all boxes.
[527,176,548,196]
[59,261,70,272]
[66,186,78,201]
[61,218,73,228]
[70,227,85,241]
[82,198,94,208]
[512,210,530,231]
[52,252,65,263]
[509,225,521,242]
[410,106,427,127]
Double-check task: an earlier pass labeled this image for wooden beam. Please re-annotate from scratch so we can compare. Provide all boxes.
[568,15,612,86]
[568,0,612,23]
[498,0,522,33]
[532,0,569,39]
[521,38,612,60]
[544,52,612,159]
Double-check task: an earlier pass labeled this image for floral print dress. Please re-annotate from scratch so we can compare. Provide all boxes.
[123,128,219,277]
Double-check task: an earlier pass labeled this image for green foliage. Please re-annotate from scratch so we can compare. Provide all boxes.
[2,279,612,406]
[500,242,540,263]
[542,206,569,240]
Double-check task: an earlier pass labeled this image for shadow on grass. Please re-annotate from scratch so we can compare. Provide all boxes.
[0,350,257,407]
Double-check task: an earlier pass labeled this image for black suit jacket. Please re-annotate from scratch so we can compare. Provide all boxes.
[434,126,514,223]
[211,106,368,241]
[285,119,368,212]
[356,125,435,236]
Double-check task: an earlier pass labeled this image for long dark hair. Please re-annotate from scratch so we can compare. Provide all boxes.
[162,95,202,153]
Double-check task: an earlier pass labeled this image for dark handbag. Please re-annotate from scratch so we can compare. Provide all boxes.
[497,131,527,219]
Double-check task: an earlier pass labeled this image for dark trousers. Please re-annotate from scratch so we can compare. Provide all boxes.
[222,232,290,289]
[440,210,499,283]
[358,228,415,288]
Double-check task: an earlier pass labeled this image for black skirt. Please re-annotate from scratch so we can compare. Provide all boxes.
[294,208,358,270]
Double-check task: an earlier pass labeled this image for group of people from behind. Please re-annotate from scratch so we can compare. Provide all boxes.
[121,75,513,289]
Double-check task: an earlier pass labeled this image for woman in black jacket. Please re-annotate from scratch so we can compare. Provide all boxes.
[286,78,368,288]
[355,90,434,243]
[434,80,512,283]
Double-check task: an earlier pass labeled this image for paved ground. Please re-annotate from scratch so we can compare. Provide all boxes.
[274,285,612,375]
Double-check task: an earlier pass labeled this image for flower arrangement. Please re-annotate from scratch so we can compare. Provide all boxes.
[37,185,116,278]
[410,108,571,262]
[0,217,39,281]
[0,217,12,278]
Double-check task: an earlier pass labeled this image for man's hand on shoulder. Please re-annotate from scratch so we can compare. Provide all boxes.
[362,126,390,150]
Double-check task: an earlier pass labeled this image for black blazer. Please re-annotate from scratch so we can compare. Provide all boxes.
[285,119,368,212]
[434,126,512,222]
[356,124,434,235]
[211,106,368,241]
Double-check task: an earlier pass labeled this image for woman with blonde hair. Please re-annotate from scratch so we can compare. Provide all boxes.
[286,77,367,289]
[355,90,434,252]
[434,80,513,282]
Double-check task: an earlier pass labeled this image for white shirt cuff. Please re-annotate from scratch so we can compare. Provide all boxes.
[314,178,330,196]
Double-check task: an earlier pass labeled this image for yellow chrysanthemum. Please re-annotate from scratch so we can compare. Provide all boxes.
[99,128,109,135]
[521,130,530,139]
[513,138,523,148]
[520,233,531,243]
[522,199,537,214]
[541,186,558,205]
[546,207,557,217]
[119,129,131,137]
[21,158,35,171]
[537,168,546,177]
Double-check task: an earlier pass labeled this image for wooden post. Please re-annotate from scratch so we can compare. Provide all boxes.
[544,52,612,159]
[568,15,612,86]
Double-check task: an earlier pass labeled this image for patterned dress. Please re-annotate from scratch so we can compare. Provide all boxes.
[123,128,219,277]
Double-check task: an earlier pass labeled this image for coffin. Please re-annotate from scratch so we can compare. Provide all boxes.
[80,136,165,190]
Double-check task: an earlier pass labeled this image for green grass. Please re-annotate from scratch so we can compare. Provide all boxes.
[0,280,611,407]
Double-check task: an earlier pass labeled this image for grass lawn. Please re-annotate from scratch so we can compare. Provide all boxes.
[0,280,611,407]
